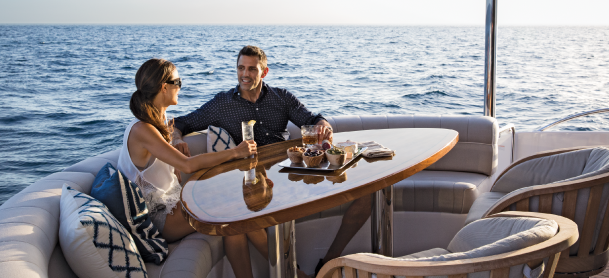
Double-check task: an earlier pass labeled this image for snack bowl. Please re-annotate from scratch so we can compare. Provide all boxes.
[326,152,346,166]
[325,146,347,166]
[287,147,304,163]
[302,149,325,167]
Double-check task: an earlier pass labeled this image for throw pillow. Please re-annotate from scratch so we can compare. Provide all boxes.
[59,184,147,278]
[90,163,168,265]
[207,125,237,152]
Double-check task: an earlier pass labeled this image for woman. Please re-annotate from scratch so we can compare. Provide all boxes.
[118,58,269,278]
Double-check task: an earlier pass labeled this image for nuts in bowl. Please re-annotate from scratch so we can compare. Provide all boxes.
[302,148,325,167]
[287,146,305,163]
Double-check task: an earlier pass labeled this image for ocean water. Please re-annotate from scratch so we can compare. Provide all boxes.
[1,25,608,205]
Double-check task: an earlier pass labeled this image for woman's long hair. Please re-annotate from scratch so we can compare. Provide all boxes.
[130,58,176,143]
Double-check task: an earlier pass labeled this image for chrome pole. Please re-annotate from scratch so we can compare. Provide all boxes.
[484,0,498,118]
[371,185,393,256]
[268,221,298,278]
[268,224,285,278]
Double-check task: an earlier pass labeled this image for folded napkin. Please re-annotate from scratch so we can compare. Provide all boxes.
[358,141,395,158]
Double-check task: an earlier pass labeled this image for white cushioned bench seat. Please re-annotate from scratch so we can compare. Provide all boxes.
[146,233,224,278]
[179,115,498,215]
[0,172,94,277]
[286,115,498,217]
[394,170,491,213]
[63,149,120,176]
[0,147,225,278]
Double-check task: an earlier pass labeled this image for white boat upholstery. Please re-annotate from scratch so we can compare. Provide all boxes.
[180,115,498,215]
[289,115,498,214]
[0,114,497,277]
[0,150,225,278]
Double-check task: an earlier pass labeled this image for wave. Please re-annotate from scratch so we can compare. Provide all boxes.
[402,90,450,99]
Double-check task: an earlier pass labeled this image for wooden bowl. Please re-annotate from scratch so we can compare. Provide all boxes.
[287,149,304,163]
[326,152,346,166]
[303,153,324,167]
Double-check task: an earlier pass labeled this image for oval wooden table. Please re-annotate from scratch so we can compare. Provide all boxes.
[181,128,458,278]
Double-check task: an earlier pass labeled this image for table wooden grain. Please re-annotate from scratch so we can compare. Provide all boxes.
[181,128,458,236]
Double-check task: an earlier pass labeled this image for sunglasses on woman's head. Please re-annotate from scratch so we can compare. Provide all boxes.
[166,78,182,88]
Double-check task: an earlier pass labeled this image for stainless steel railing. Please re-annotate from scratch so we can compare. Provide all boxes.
[484,0,498,118]
[537,108,609,131]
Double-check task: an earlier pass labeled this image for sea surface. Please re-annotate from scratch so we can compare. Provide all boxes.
[1,25,608,205]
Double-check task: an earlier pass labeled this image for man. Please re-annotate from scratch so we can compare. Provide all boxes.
[172,45,370,275]
[171,45,332,151]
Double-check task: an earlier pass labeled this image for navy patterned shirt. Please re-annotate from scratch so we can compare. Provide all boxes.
[174,82,326,146]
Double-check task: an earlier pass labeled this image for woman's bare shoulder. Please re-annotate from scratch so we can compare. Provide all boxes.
[130,121,162,140]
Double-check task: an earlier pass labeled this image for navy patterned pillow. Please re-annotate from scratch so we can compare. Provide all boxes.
[91,163,168,265]
[207,125,237,152]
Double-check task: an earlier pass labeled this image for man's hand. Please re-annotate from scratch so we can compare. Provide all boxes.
[173,138,191,157]
[171,129,190,184]
[316,120,334,143]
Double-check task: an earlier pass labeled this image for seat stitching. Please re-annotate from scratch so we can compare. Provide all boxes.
[0,222,55,247]
[0,240,49,260]
[0,206,56,218]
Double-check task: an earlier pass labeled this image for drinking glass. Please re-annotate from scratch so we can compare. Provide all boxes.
[242,121,255,141]
[301,125,321,148]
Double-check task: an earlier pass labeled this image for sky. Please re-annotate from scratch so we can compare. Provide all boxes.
[1,0,608,26]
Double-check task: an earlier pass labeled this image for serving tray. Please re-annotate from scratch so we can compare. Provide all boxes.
[278,147,367,171]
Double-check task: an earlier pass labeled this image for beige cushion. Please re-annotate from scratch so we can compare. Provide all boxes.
[48,211,225,278]
[183,131,208,155]
[397,247,450,259]
[48,245,78,278]
[447,217,557,254]
[363,217,557,278]
[322,115,498,176]
[394,170,490,213]
[145,233,224,278]
[464,192,507,225]
[487,148,609,255]
[63,149,120,176]
[491,148,594,193]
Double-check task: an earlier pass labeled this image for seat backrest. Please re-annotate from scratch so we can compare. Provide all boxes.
[487,147,609,268]
[447,216,558,254]
[0,171,94,278]
[491,148,595,193]
[196,115,499,175]
[316,115,498,176]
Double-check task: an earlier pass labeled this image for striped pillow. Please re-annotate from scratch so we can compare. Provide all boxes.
[90,163,168,265]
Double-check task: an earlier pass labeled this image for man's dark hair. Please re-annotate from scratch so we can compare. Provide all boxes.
[237,45,268,71]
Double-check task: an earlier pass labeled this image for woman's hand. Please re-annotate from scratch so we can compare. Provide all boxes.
[235,140,257,158]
